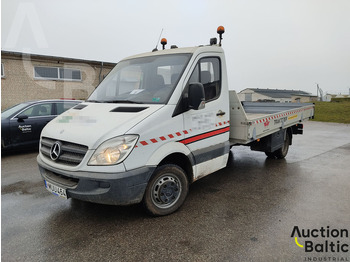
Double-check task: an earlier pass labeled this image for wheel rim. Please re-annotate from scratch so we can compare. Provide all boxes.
[151,174,182,209]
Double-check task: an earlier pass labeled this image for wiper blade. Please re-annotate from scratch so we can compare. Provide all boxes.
[105,100,143,104]
[86,100,103,103]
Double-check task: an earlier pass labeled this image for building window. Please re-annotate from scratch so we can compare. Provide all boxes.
[1,63,4,78]
[35,67,58,79]
[34,66,81,81]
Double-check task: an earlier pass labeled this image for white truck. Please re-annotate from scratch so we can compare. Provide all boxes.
[37,27,314,216]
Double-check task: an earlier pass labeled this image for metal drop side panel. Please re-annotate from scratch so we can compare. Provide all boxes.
[246,103,314,141]
[229,91,315,144]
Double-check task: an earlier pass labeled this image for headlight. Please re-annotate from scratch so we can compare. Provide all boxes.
[88,135,139,166]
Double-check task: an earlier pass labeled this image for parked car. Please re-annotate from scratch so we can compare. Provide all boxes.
[1,99,81,151]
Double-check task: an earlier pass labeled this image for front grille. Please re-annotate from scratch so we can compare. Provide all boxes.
[41,137,88,166]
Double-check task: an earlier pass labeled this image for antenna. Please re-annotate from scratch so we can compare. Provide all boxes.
[152,28,164,52]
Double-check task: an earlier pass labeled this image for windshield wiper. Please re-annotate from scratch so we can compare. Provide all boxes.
[105,100,144,104]
[86,100,103,103]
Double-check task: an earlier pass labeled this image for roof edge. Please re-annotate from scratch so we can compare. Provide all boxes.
[1,50,117,67]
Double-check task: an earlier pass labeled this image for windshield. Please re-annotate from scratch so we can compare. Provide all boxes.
[88,54,191,104]
[1,103,30,119]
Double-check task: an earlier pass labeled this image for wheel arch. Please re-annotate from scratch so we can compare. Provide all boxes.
[158,153,194,184]
[146,142,194,183]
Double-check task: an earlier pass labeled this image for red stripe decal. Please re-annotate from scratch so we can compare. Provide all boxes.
[183,130,188,135]
[168,134,174,138]
[140,141,148,146]
[179,127,230,145]
[150,139,158,143]
[176,132,181,136]
[160,136,166,141]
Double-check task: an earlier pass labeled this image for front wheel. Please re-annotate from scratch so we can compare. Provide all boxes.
[143,164,189,216]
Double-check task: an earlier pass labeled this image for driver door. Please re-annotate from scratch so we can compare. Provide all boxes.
[182,55,230,180]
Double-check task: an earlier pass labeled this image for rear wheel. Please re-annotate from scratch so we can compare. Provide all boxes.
[143,164,189,216]
[265,132,291,159]
[274,132,291,159]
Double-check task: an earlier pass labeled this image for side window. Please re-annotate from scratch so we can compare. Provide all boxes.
[20,104,53,117]
[199,58,221,101]
[56,102,76,115]
[188,57,221,102]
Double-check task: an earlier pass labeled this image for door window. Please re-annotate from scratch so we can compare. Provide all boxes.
[173,57,222,117]
[188,57,221,102]
[20,104,53,117]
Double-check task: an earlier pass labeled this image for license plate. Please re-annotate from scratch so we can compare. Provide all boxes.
[44,180,68,199]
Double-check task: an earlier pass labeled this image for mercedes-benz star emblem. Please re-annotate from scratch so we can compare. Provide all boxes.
[50,141,62,161]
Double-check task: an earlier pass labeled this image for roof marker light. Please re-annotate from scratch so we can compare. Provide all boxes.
[161,38,167,50]
[217,26,225,46]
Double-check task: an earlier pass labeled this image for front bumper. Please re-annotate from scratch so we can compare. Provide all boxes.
[37,155,156,205]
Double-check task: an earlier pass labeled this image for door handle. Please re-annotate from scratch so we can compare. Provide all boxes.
[216,110,226,116]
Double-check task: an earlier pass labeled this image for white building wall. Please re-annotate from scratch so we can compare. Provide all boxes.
[238,89,291,102]
[323,95,332,102]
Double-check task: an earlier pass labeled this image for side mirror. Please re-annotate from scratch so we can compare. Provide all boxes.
[17,114,28,121]
[188,82,205,110]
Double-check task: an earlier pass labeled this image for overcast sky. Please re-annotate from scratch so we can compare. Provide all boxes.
[2,0,350,95]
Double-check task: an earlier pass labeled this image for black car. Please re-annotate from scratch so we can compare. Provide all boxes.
[1,100,81,151]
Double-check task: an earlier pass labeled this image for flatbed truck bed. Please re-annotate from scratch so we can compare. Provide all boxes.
[229,91,314,145]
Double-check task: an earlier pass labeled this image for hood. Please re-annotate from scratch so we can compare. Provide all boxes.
[41,102,163,149]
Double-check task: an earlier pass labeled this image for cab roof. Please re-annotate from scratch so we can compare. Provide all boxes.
[122,45,224,61]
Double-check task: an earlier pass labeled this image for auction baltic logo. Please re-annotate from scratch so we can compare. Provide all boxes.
[291,226,349,261]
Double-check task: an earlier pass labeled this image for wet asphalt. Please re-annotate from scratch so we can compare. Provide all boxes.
[1,121,350,262]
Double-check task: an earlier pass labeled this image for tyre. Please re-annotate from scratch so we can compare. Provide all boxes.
[265,132,291,159]
[143,164,189,216]
[274,132,291,159]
